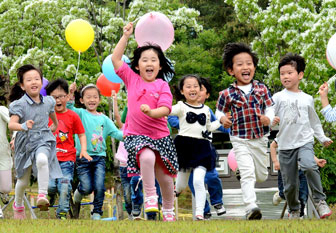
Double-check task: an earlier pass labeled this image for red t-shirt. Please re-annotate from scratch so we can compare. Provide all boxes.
[49,109,85,162]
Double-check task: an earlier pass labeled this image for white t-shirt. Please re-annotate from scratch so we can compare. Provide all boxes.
[271,89,329,150]
[170,101,221,139]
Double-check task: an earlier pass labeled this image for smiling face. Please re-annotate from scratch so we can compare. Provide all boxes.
[50,87,69,113]
[198,84,210,104]
[181,77,201,105]
[20,70,43,101]
[279,64,303,92]
[136,49,162,82]
[228,52,256,86]
[80,87,100,113]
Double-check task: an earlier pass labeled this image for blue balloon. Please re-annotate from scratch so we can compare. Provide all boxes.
[102,55,131,83]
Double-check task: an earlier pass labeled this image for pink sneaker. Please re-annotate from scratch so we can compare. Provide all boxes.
[36,194,49,211]
[163,212,176,222]
[144,196,159,213]
[13,202,26,220]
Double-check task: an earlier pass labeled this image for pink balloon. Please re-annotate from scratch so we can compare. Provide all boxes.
[135,12,174,51]
[228,149,238,172]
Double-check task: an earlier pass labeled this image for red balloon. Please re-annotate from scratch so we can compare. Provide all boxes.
[96,74,120,97]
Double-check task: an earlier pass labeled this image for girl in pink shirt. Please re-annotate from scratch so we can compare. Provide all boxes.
[112,22,178,222]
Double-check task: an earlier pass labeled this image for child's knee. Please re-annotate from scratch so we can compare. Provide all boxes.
[36,153,48,168]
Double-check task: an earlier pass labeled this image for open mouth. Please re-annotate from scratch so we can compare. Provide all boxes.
[56,104,62,107]
[189,93,197,97]
[242,72,250,79]
[146,68,154,76]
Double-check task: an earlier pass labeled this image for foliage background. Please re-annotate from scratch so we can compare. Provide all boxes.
[1,0,336,202]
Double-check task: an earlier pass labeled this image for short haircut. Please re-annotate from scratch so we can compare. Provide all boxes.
[200,77,212,95]
[278,53,306,73]
[17,64,43,84]
[222,43,258,74]
[45,78,69,95]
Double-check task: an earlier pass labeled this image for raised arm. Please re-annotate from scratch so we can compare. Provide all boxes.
[112,90,123,128]
[111,22,133,71]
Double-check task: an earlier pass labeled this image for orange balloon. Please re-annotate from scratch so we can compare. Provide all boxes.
[96,74,120,97]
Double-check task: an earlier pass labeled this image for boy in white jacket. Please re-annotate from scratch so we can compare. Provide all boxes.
[272,53,332,219]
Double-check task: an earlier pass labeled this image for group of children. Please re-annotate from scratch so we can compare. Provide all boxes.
[0,21,334,221]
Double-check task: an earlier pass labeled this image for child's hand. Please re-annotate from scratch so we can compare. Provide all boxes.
[315,158,327,168]
[123,22,133,38]
[140,104,152,116]
[323,140,333,147]
[220,112,232,128]
[273,161,280,170]
[80,151,93,161]
[25,120,34,130]
[319,82,328,98]
[69,82,77,94]
[111,90,117,99]
[257,114,270,126]
[49,123,57,133]
[10,139,15,151]
[272,116,280,126]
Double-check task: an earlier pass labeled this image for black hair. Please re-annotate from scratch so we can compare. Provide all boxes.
[174,74,202,101]
[131,44,175,82]
[45,78,69,95]
[278,53,306,73]
[80,84,101,98]
[17,64,43,84]
[200,77,212,95]
[222,43,258,74]
[9,64,43,102]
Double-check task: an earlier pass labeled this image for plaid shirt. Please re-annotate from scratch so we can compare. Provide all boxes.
[216,80,274,139]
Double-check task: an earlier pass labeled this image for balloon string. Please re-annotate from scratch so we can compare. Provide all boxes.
[74,51,81,82]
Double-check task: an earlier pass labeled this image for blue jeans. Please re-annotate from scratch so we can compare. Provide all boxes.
[76,156,106,215]
[48,161,74,215]
[188,168,223,215]
[119,166,132,215]
[130,176,162,216]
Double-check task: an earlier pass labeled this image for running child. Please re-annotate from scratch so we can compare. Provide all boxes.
[170,75,221,220]
[216,43,275,220]
[111,22,178,222]
[45,78,90,220]
[168,77,228,219]
[271,53,332,219]
[68,83,123,220]
[0,105,13,219]
[8,64,62,219]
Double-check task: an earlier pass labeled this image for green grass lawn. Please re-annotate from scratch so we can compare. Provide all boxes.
[1,219,336,233]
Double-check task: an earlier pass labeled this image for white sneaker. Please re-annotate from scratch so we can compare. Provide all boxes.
[315,200,332,219]
[214,204,226,216]
[272,191,284,206]
[288,210,300,219]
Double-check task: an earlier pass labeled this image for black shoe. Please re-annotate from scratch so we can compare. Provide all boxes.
[132,206,142,220]
[246,207,262,220]
[235,169,241,181]
[0,192,9,204]
[204,212,212,220]
[49,194,56,207]
[72,201,81,219]
[146,212,157,220]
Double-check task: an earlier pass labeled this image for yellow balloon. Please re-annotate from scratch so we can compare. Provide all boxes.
[65,19,94,52]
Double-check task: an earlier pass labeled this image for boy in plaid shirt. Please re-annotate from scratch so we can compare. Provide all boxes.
[216,43,274,220]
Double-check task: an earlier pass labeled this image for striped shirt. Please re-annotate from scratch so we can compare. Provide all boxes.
[321,104,336,122]
[216,80,274,139]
